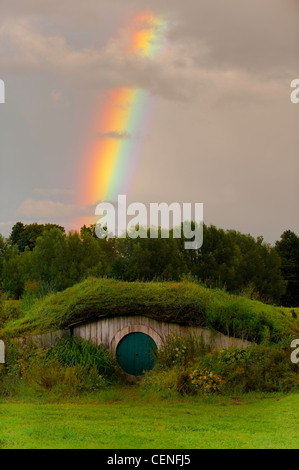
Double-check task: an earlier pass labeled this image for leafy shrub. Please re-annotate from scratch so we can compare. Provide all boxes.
[46,336,116,379]
[190,368,223,394]
[196,344,299,393]
[142,332,299,396]
[218,347,249,365]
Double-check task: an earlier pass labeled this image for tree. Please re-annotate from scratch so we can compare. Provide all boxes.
[111,227,187,281]
[2,245,25,297]
[178,225,285,304]
[275,230,299,307]
[0,234,10,286]
[10,222,65,252]
[10,222,25,251]
[29,228,69,291]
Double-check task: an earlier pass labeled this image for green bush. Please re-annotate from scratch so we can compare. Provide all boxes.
[190,368,223,394]
[191,344,299,393]
[46,336,116,379]
[0,338,118,399]
[141,333,299,396]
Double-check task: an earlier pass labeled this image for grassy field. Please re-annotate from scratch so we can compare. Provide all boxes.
[0,390,298,449]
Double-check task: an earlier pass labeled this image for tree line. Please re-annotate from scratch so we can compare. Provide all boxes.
[0,221,298,306]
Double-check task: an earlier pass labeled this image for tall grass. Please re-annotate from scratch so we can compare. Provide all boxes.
[0,337,120,400]
[46,336,116,378]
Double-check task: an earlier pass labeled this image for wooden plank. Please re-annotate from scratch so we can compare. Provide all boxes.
[161,321,170,339]
[85,322,91,341]
[80,324,86,340]
[90,322,96,344]
[72,326,80,338]
[107,318,113,345]
[96,320,102,346]
[115,316,122,338]
[0,340,5,363]
[102,318,109,348]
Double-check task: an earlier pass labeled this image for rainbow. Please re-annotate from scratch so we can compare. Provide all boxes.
[78,12,167,222]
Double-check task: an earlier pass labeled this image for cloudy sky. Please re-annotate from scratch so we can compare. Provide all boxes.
[0,0,298,243]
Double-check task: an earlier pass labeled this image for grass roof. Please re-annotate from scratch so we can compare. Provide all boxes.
[2,278,299,344]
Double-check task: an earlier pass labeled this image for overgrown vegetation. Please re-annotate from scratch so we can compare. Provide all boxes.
[0,337,119,400]
[140,332,299,396]
[47,336,116,377]
[1,278,298,343]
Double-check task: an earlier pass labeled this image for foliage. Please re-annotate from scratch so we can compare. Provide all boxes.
[1,227,116,298]
[0,296,21,328]
[275,230,299,307]
[189,368,223,394]
[141,331,299,396]
[0,222,291,306]
[2,278,298,343]
[46,336,116,379]
[111,228,187,282]
[10,222,65,252]
[154,331,207,368]
[140,366,191,397]
[0,338,117,399]
[197,344,299,393]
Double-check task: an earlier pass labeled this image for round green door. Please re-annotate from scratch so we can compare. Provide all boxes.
[116,332,157,376]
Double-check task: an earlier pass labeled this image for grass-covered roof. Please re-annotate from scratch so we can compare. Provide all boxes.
[2,278,299,344]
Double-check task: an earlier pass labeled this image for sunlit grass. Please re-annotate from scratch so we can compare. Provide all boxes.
[0,389,298,449]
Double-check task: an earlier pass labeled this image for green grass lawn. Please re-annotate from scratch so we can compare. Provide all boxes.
[0,391,298,449]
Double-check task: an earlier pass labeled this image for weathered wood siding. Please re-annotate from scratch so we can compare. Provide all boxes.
[72,315,252,355]
[18,328,70,348]
[0,339,5,363]
[17,316,252,353]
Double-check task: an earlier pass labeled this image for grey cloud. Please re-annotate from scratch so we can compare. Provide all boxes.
[16,199,94,219]
[32,188,73,196]
[0,18,287,105]
[1,0,298,243]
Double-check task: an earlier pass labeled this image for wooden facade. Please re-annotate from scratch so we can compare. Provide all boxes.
[71,315,252,355]
[23,315,251,354]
